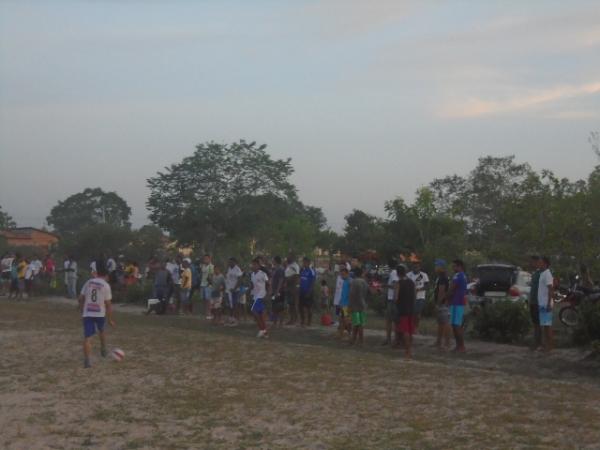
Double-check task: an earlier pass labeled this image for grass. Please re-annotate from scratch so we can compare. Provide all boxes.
[1,298,600,449]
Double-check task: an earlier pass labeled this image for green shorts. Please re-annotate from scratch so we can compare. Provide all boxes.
[351,311,366,327]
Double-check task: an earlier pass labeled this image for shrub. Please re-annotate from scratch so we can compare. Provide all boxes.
[472,300,531,343]
[572,299,600,346]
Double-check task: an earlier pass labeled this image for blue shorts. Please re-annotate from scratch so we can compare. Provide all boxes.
[539,306,553,327]
[450,305,464,327]
[201,286,212,301]
[251,298,265,315]
[83,317,105,338]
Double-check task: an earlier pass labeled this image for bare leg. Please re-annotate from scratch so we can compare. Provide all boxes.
[453,326,466,352]
[83,337,92,367]
[403,333,412,359]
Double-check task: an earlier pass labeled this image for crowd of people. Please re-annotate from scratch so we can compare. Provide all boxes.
[3,249,559,367]
[1,252,56,299]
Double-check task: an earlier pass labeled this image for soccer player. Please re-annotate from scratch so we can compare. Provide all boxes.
[447,259,468,353]
[299,257,316,327]
[396,265,416,359]
[79,261,115,369]
[349,267,368,346]
[250,258,269,338]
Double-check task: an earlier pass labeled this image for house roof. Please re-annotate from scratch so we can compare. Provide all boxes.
[0,227,59,239]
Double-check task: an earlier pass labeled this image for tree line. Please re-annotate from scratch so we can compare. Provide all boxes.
[1,139,599,278]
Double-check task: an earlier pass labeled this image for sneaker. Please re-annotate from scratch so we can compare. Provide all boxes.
[100,347,108,358]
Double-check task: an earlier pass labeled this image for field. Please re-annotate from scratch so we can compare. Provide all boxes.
[2,297,600,450]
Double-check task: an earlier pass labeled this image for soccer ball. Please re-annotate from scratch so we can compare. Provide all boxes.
[112,348,125,362]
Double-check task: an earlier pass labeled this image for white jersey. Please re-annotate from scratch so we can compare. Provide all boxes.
[407,271,429,300]
[333,275,344,306]
[80,278,112,318]
[251,270,268,299]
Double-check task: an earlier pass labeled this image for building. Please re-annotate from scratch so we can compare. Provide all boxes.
[0,227,59,251]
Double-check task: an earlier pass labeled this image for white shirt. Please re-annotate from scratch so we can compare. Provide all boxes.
[200,263,214,287]
[285,262,300,278]
[251,270,268,299]
[333,275,344,306]
[538,269,554,307]
[225,265,243,291]
[80,278,112,318]
[387,270,399,301]
[107,258,117,273]
[166,262,180,284]
[31,259,43,275]
[90,261,97,273]
[407,271,429,300]
[25,263,34,280]
[1,257,14,273]
[64,260,77,280]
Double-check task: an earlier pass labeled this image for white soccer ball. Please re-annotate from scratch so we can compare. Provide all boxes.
[112,348,125,362]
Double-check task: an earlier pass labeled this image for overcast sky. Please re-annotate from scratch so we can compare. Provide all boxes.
[1,1,599,231]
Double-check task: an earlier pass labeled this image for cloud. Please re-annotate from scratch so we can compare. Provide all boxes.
[439,81,600,118]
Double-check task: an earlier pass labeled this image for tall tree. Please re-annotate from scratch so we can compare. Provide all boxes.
[47,188,131,236]
[147,140,321,251]
[0,206,16,229]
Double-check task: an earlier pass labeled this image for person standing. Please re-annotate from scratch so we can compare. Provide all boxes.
[538,256,555,353]
[225,258,243,325]
[79,261,115,369]
[180,259,193,315]
[336,267,352,339]
[250,258,269,338]
[395,265,416,359]
[1,253,14,296]
[528,255,543,350]
[165,257,181,312]
[433,259,451,350]
[299,257,316,327]
[447,259,468,353]
[349,267,368,346]
[64,255,78,299]
[382,264,400,346]
[284,255,301,325]
[332,269,345,327]
[270,256,286,328]
[153,261,172,315]
[17,256,28,299]
[200,254,214,319]
[407,261,430,333]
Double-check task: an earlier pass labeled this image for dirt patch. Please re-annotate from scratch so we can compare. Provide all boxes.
[1,298,600,449]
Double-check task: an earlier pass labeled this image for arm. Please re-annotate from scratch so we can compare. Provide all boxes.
[437,283,447,305]
[105,300,116,327]
[547,284,554,310]
[78,294,85,313]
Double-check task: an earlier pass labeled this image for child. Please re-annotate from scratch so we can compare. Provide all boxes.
[349,267,368,346]
[320,279,330,312]
[79,261,115,368]
[250,258,269,338]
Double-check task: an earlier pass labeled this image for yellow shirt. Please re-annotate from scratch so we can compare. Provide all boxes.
[17,261,27,279]
[181,268,192,289]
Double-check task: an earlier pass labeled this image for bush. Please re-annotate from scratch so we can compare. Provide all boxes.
[472,300,531,343]
[573,299,600,346]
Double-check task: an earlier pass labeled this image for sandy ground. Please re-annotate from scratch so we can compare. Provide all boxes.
[1,296,600,450]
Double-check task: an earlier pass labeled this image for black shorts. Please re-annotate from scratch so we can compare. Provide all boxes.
[1,272,10,281]
[299,291,314,308]
[529,303,540,326]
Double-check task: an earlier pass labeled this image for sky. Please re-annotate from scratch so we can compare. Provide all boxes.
[1,1,599,231]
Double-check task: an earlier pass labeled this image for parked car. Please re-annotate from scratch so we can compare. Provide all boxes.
[467,264,531,307]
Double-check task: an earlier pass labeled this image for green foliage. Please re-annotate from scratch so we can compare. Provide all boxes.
[58,223,132,261]
[113,282,154,304]
[572,300,600,346]
[472,301,531,343]
[147,140,297,248]
[340,209,385,257]
[47,188,131,236]
[0,205,16,229]
[124,225,166,262]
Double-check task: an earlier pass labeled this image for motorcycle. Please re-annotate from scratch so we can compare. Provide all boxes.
[558,276,600,328]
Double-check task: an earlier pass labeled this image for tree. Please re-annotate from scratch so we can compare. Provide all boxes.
[0,205,16,229]
[340,209,385,257]
[47,188,131,236]
[125,225,167,263]
[58,223,132,262]
[146,140,319,251]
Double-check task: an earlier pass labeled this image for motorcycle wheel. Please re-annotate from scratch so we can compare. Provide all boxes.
[559,306,579,328]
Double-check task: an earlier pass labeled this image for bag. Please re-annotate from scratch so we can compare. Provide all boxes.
[321,313,333,326]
